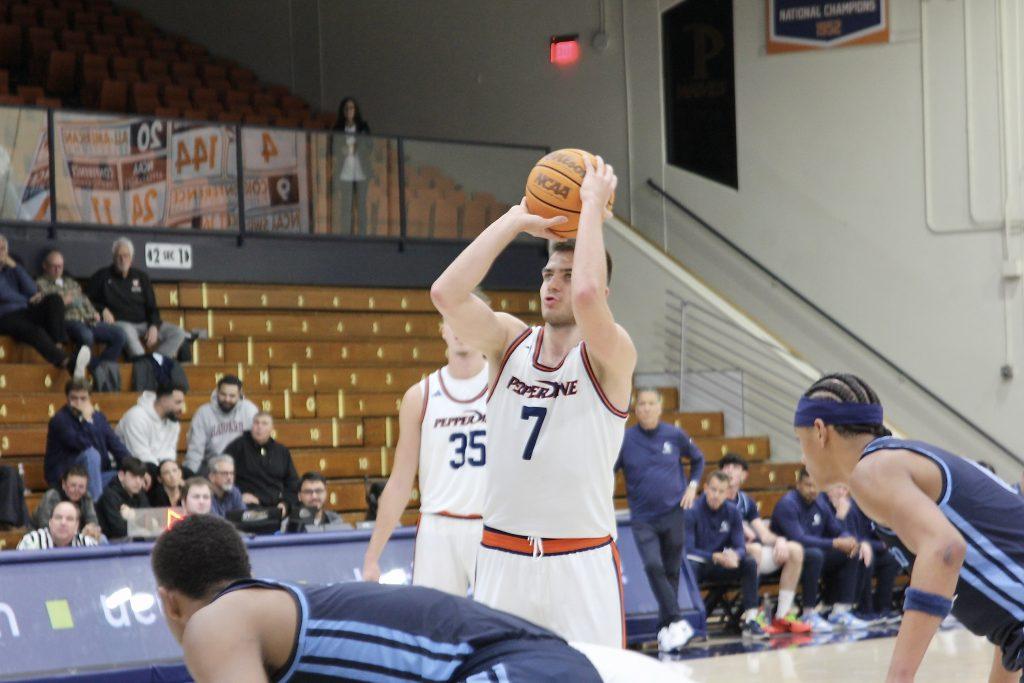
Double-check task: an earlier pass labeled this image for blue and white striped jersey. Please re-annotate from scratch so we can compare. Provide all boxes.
[861,438,1024,654]
[212,578,602,682]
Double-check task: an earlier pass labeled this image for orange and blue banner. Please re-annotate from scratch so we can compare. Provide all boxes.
[767,0,889,53]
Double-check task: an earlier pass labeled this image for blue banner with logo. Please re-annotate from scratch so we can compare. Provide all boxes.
[767,0,889,53]
[0,522,704,680]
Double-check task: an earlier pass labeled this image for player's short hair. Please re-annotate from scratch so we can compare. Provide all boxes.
[299,471,327,489]
[217,375,243,391]
[801,373,891,438]
[152,515,251,599]
[719,452,749,471]
[550,240,613,284]
[708,470,731,486]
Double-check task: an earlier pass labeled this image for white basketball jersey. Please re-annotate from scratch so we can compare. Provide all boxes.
[418,365,489,516]
[485,326,628,538]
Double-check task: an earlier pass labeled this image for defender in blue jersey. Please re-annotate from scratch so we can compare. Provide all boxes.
[152,515,679,682]
[795,373,1024,683]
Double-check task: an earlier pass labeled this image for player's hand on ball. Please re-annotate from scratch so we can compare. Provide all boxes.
[580,155,617,211]
[508,198,568,240]
[362,560,382,583]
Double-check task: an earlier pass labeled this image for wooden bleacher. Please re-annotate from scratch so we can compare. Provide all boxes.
[0,281,797,550]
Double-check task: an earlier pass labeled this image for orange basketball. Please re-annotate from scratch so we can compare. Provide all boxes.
[524,148,614,238]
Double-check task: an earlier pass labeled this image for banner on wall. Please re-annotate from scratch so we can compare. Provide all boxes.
[767,0,889,53]
[50,114,311,232]
[241,127,311,233]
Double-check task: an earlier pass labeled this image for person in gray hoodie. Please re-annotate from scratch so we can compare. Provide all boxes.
[116,385,186,480]
[183,375,257,477]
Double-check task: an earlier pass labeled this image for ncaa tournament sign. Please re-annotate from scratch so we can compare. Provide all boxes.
[767,0,888,53]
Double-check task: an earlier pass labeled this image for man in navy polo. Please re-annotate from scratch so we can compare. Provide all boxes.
[769,468,870,632]
[615,387,703,652]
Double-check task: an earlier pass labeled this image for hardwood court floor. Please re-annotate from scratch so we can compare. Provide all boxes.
[658,627,993,682]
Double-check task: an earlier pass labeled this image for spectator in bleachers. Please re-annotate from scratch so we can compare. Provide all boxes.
[96,456,151,540]
[332,97,372,236]
[224,412,299,516]
[115,384,186,480]
[32,464,103,542]
[184,375,257,477]
[17,501,98,550]
[286,472,343,532]
[85,237,187,360]
[181,477,213,516]
[36,248,127,379]
[0,234,89,377]
[0,466,30,529]
[685,470,764,637]
[826,483,903,622]
[148,459,185,508]
[615,387,703,651]
[45,379,132,501]
[206,454,245,518]
[769,468,869,632]
[719,453,809,634]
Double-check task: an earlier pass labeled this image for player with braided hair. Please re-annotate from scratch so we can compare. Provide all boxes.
[795,372,1024,683]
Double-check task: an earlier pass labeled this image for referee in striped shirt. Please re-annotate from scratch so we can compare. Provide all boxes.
[17,501,98,550]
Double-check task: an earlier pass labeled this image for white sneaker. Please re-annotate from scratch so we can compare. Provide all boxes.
[72,346,90,381]
[658,619,694,652]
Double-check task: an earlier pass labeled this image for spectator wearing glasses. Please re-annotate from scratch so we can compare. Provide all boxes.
[287,472,344,532]
[0,234,88,376]
[35,248,127,376]
[207,454,244,518]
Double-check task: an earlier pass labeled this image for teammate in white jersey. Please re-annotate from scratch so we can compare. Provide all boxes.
[362,315,489,596]
[431,156,636,647]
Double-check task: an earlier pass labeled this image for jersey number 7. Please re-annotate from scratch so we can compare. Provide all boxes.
[520,406,547,460]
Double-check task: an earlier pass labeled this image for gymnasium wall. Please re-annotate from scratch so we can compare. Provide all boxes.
[622,0,1024,464]
[115,0,632,218]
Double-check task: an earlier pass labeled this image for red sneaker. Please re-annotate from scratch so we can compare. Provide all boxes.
[773,616,812,634]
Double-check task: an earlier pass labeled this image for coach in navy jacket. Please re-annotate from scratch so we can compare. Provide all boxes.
[45,383,132,500]
[615,388,705,640]
[770,469,861,614]
[685,471,760,622]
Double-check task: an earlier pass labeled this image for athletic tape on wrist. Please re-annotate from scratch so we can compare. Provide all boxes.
[903,587,953,618]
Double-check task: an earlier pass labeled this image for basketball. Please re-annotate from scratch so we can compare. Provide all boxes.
[524,148,615,238]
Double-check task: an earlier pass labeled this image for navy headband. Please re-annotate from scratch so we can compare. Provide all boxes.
[793,397,883,427]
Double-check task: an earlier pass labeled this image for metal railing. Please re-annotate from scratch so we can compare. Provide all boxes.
[647,178,1021,464]
[0,104,548,244]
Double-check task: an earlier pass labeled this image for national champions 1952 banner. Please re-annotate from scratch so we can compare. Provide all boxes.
[767,0,889,53]
[40,112,310,231]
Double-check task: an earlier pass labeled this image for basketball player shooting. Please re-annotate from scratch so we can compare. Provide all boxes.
[431,155,637,647]
[795,373,1024,683]
[362,311,489,595]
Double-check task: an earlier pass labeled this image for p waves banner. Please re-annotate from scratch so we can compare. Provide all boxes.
[767,0,889,53]
[49,113,310,232]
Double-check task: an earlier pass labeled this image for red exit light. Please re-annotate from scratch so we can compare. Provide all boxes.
[550,34,580,65]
